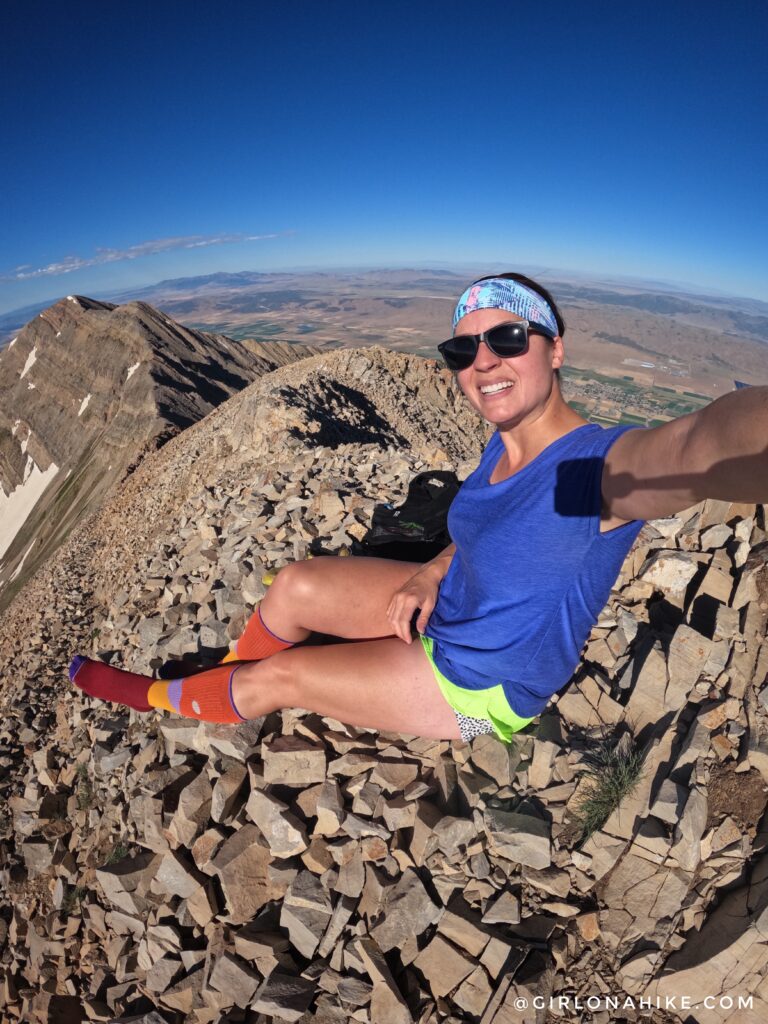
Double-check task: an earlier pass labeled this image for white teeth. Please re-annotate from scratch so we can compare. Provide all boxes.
[480,380,514,394]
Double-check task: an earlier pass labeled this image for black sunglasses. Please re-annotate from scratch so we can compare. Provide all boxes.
[438,319,556,371]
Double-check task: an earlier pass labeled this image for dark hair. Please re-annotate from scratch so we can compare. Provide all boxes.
[471,272,565,380]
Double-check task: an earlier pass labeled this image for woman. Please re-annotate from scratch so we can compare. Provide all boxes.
[69,274,768,744]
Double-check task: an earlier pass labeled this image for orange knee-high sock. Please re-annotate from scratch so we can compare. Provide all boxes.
[147,664,247,723]
[220,603,295,663]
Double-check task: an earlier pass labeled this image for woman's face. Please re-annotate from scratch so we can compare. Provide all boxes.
[453,307,563,427]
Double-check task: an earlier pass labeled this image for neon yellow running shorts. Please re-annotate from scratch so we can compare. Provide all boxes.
[419,634,535,744]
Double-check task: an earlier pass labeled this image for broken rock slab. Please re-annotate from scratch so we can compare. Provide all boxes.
[207,950,261,1007]
[644,850,768,1024]
[280,869,334,958]
[369,867,442,952]
[95,851,162,917]
[598,852,692,951]
[246,787,309,858]
[413,933,478,999]
[210,823,290,924]
[638,549,701,598]
[250,971,317,1023]
[482,809,551,869]
[262,734,327,785]
[354,937,415,1024]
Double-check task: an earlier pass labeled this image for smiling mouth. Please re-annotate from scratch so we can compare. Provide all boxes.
[479,380,515,396]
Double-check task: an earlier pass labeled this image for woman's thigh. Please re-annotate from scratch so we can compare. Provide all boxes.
[265,556,423,640]
[235,635,462,741]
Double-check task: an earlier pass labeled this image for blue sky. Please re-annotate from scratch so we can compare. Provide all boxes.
[1,0,767,314]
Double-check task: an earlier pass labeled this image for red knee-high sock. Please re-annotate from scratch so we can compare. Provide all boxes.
[220,603,295,663]
[69,656,247,723]
[68,655,153,711]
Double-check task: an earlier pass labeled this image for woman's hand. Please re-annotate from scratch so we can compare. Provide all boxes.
[386,566,442,644]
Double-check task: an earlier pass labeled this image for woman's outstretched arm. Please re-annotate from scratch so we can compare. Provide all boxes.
[601,385,768,522]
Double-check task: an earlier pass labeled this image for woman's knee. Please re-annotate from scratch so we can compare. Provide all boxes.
[233,651,299,717]
[266,559,317,608]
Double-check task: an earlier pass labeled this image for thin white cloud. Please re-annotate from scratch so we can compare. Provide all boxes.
[1,232,291,281]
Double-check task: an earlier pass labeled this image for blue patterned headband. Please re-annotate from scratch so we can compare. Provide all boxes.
[452,278,559,335]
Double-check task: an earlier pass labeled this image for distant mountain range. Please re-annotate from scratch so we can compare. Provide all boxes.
[3,266,768,344]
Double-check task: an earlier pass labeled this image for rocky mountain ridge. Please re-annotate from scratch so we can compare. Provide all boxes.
[0,294,317,609]
[0,346,767,1023]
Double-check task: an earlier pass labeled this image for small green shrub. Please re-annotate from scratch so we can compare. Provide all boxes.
[105,843,131,865]
[572,731,645,843]
[61,885,87,915]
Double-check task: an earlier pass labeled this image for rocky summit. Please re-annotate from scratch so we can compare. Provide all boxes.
[0,295,317,609]
[0,343,767,1024]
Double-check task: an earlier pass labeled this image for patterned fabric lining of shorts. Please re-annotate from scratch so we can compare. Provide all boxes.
[454,710,496,742]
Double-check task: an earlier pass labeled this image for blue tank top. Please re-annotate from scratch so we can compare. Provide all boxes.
[423,423,645,718]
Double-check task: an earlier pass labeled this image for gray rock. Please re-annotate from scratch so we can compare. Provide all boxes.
[92,742,132,775]
[211,823,289,924]
[167,768,212,847]
[413,933,477,998]
[262,734,327,785]
[208,950,261,1006]
[210,761,247,822]
[701,523,733,549]
[314,779,345,836]
[482,890,521,925]
[95,851,161,916]
[151,849,204,900]
[354,936,413,1024]
[335,848,365,898]
[669,786,708,873]
[21,837,53,877]
[483,810,551,869]
[470,733,517,786]
[144,955,183,994]
[645,851,768,1022]
[246,788,309,858]
[280,901,331,959]
[650,778,688,824]
[199,620,229,649]
[369,868,442,952]
[431,815,477,858]
[251,971,317,1022]
[667,624,713,701]
[598,853,692,950]
[137,616,166,647]
[638,549,700,597]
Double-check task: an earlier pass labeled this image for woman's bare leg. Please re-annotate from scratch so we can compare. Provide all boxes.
[232,634,462,740]
[259,556,422,643]
[71,556,461,738]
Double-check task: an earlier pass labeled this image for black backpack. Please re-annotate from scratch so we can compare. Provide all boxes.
[309,470,461,563]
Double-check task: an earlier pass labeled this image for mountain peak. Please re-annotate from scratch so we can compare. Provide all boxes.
[0,297,318,602]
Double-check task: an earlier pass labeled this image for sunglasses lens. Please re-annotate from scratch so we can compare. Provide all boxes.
[441,335,477,370]
[486,323,528,356]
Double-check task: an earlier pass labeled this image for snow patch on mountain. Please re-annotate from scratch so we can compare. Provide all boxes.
[19,346,37,379]
[9,540,35,582]
[0,458,59,560]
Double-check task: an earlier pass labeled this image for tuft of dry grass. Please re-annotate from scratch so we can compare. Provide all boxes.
[572,731,645,843]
